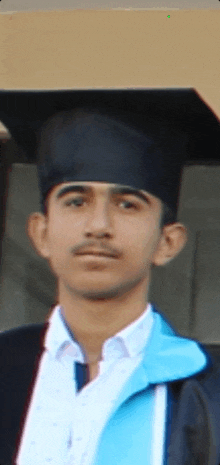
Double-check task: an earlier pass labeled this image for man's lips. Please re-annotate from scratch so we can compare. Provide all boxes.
[76,254,117,262]
[75,249,118,258]
[76,253,115,259]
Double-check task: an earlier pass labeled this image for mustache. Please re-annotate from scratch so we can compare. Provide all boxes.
[72,241,121,258]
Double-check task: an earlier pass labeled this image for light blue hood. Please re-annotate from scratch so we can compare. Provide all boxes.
[93,306,208,465]
[142,307,207,384]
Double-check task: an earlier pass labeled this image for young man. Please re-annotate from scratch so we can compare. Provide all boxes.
[0,96,220,465]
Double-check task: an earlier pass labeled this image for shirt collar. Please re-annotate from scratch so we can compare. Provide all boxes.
[44,303,154,363]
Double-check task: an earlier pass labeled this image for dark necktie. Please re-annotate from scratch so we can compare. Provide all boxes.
[75,362,90,392]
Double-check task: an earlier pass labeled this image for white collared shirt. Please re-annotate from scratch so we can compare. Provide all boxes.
[16,303,163,465]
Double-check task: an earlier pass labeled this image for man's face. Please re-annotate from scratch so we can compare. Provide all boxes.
[31,181,163,301]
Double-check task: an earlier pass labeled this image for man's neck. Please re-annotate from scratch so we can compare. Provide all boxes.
[58,281,149,363]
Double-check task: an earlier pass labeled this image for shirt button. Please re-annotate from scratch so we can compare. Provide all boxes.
[76,437,82,441]
[67,437,72,447]
[31,441,35,445]
[53,423,57,426]
[46,459,52,462]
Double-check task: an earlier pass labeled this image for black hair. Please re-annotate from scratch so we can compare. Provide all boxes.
[160,202,177,228]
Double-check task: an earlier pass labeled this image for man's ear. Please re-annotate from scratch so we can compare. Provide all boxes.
[26,212,50,259]
[152,222,188,266]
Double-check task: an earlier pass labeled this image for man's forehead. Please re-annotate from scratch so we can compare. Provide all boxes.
[55,181,127,190]
[53,181,154,197]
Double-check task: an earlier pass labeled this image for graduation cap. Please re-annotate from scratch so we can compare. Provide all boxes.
[0,89,220,218]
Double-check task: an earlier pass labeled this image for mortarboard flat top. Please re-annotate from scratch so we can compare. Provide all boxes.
[0,88,220,164]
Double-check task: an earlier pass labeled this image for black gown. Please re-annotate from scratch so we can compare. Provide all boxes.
[0,322,220,465]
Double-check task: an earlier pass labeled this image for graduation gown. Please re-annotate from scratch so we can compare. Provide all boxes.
[1,310,220,465]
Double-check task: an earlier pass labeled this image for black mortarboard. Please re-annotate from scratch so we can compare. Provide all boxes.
[0,89,220,217]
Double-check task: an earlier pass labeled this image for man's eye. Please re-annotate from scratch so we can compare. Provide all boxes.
[119,200,137,209]
[65,197,84,207]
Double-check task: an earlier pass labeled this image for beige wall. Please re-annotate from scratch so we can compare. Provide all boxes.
[0,9,220,121]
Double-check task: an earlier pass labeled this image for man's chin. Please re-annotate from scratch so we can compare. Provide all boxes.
[75,287,122,301]
[65,280,125,301]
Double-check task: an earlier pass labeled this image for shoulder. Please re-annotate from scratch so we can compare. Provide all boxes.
[170,344,220,400]
[0,322,48,366]
[195,344,220,395]
[168,345,220,463]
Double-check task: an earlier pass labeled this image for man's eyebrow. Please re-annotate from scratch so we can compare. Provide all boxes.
[55,185,150,204]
